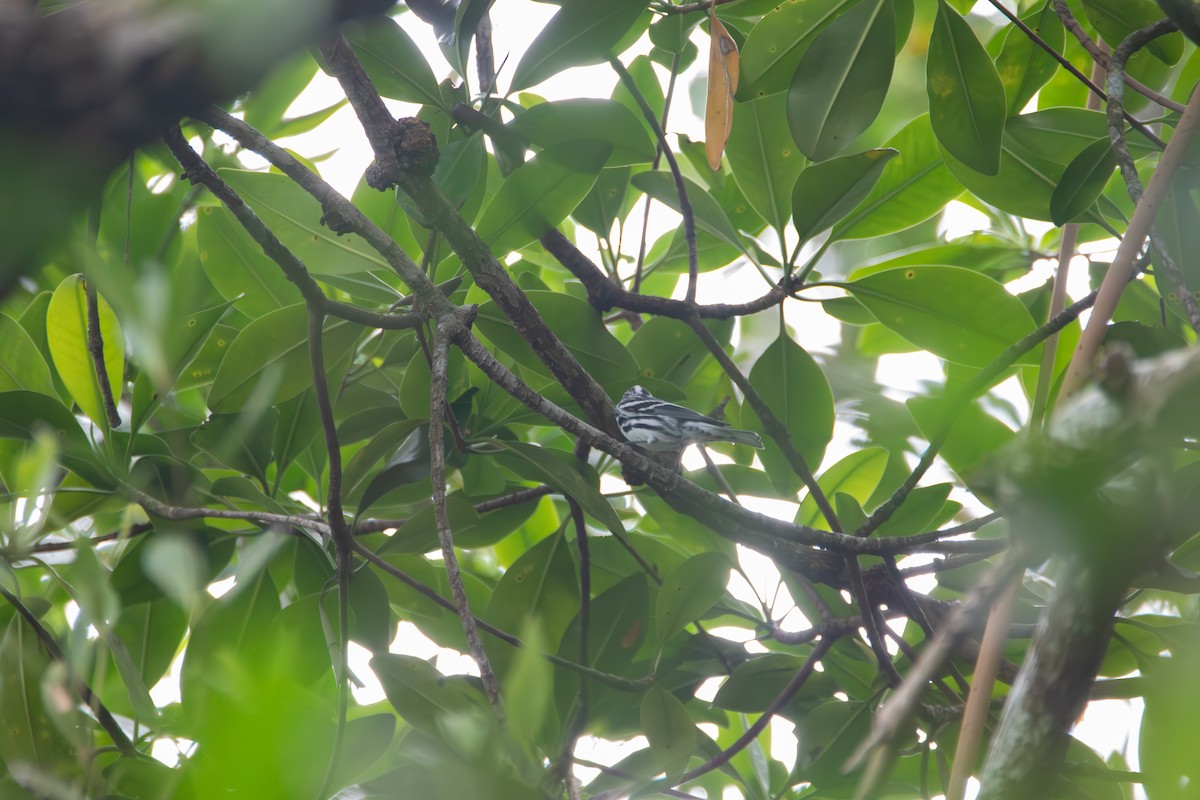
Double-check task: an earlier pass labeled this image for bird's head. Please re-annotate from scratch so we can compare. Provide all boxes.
[620,385,650,404]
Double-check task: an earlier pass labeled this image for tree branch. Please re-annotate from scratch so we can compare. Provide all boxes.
[84,277,122,428]
[1061,75,1200,398]
[609,56,699,304]
[1049,0,1187,115]
[988,0,1166,148]
[430,331,503,710]
[0,586,138,758]
[163,126,425,331]
[540,228,790,318]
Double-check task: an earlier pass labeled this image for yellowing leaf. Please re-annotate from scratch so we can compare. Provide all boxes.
[705,11,739,170]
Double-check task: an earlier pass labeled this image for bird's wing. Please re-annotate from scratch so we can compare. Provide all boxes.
[650,401,730,426]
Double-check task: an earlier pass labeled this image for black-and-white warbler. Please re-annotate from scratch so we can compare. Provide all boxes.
[615,385,765,452]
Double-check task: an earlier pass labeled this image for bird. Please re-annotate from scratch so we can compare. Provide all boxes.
[615,385,765,452]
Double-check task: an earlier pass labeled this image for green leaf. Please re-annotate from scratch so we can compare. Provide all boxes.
[611,54,665,139]
[573,166,633,237]
[219,169,391,276]
[628,316,733,387]
[343,420,426,508]
[655,552,732,645]
[996,2,1065,115]
[1083,0,1182,64]
[927,0,1007,175]
[112,598,189,690]
[487,440,625,539]
[845,266,1039,367]
[941,107,1130,221]
[502,620,553,750]
[474,291,639,387]
[371,653,486,733]
[786,0,895,161]
[727,93,806,235]
[330,715,397,789]
[350,174,421,261]
[908,395,1017,477]
[507,99,655,166]
[0,391,110,488]
[242,51,320,135]
[632,171,746,253]
[510,0,649,91]
[474,144,608,256]
[0,616,78,779]
[641,685,696,780]
[196,205,297,317]
[714,653,824,711]
[746,333,835,496]
[180,569,281,709]
[796,448,888,529]
[649,12,702,54]
[833,115,961,241]
[46,274,124,429]
[343,17,444,107]
[791,149,897,246]
[451,0,497,74]
[738,0,860,100]
[1050,137,1118,225]
[873,483,955,537]
[208,304,361,412]
[346,566,393,653]
[192,409,278,489]
[356,426,430,518]
[486,532,580,653]
[0,313,57,398]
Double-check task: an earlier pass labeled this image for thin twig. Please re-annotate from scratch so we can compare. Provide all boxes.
[609,56,699,304]
[84,277,122,428]
[946,579,1020,800]
[858,288,1100,536]
[307,304,355,800]
[991,0,1166,148]
[431,331,503,710]
[1049,0,1186,115]
[686,312,842,532]
[0,586,138,757]
[847,554,1028,776]
[1103,21,1200,335]
[163,126,423,331]
[843,554,903,686]
[1061,73,1200,398]
[351,540,653,691]
[633,51,681,295]
[541,228,790,319]
[666,635,837,788]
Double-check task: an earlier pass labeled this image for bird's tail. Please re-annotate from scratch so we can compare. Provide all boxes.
[721,427,765,449]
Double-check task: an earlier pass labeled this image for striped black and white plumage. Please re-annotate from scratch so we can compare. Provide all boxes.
[615,385,765,452]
